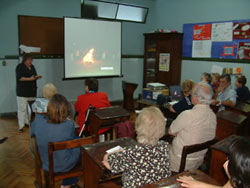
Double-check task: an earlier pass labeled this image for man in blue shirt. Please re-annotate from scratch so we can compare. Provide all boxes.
[212,74,236,111]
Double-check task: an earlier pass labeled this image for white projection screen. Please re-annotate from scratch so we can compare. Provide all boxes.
[64,17,122,79]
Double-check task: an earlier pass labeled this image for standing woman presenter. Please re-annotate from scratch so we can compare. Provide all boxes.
[16,53,42,132]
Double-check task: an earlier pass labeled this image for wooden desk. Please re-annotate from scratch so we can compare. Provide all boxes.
[246,99,250,105]
[226,102,250,136]
[136,99,159,108]
[82,137,137,188]
[136,99,177,120]
[88,106,131,142]
[209,135,243,185]
[142,169,219,188]
[216,110,247,140]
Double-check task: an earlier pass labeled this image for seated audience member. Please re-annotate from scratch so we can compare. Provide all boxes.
[32,83,57,113]
[168,82,216,172]
[74,78,110,133]
[103,106,171,188]
[212,74,237,112]
[201,72,212,86]
[177,137,250,188]
[235,75,250,102]
[211,73,220,92]
[30,94,80,188]
[170,80,195,114]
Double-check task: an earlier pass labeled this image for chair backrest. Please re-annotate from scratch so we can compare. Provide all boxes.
[179,138,217,173]
[30,136,46,188]
[122,81,138,111]
[48,136,95,187]
[27,100,35,123]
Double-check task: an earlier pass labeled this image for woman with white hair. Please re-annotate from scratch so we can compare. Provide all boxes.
[32,83,57,113]
[102,106,171,188]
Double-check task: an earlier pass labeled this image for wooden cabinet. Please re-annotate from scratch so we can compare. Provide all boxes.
[143,33,183,87]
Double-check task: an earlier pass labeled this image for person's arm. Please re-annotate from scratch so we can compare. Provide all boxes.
[177,176,231,188]
[170,105,176,113]
[102,148,127,174]
[168,111,190,136]
[19,75,40,81]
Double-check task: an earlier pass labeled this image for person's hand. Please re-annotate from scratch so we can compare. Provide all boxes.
[211,99,218,106]
[102,153,111,170]
[223,160,230,179]
[30,75,36,81]
[177,176,203,188]
[35,75,42,79]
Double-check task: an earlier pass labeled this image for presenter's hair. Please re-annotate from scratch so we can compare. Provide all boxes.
[47,94,70,124]
[181,80,195,95]
[85,78,98,92]
[21,53,33,64]
[42,83,57,99]
[228,137,250,188]
[135,106,165,145]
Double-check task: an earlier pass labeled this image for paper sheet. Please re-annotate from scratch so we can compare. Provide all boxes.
[211,65,223,74]
[106,146,123,154]
[19,44,41,53]
[212,22,233,42]
[192,40,212,58]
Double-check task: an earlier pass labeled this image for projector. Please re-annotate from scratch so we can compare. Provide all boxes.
[146,82,166,90]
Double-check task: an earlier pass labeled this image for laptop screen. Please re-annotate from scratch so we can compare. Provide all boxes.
[170,85,182,100]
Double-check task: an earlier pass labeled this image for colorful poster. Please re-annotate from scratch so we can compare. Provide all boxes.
[233,22,250,39]
[212,22,233,42]
[237,42,250,59]
[193,24,211,40]
[192,40,212,57]
[159,53,170,72]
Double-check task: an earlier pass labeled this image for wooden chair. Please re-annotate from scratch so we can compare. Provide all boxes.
[27,100,35,123]
[30,136,47,188]
[179,138,217,173]
[122,81,138,111]
[48,136,95,188]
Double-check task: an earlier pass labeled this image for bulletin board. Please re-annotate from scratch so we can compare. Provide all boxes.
[18,15,64,56]
[182,19,250,61]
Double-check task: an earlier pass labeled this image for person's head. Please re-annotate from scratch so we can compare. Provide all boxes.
[201,72,212,84]
[85,78,98,93]
[212,73,220,84]
[135,106,165,145]
[191,81,213,105]
[22,53,33,67]
[47,94,70,124]
[181,80,195,96]
[227,137,250,188]
[220,74,231,89]
[235,75,247,89]
[42,83,57,99]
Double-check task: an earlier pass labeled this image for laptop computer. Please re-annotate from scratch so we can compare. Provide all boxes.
[169,85,182,101]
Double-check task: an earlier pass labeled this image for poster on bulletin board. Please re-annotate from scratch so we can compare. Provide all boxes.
[182,19,250,60]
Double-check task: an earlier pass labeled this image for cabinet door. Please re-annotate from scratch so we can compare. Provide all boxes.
[144,39,157,86]
[157,37,182,86]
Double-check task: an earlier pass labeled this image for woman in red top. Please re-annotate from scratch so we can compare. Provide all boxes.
[74,78,110,134]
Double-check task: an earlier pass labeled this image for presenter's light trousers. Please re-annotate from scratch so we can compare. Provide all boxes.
[17,96,35,129]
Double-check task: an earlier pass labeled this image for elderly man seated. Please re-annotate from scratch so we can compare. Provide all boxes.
[212,74,236,112]
[168,82,217,172]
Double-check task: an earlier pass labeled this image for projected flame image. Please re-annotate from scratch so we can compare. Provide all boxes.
[64,18,121,78]
[82,48,95,64]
